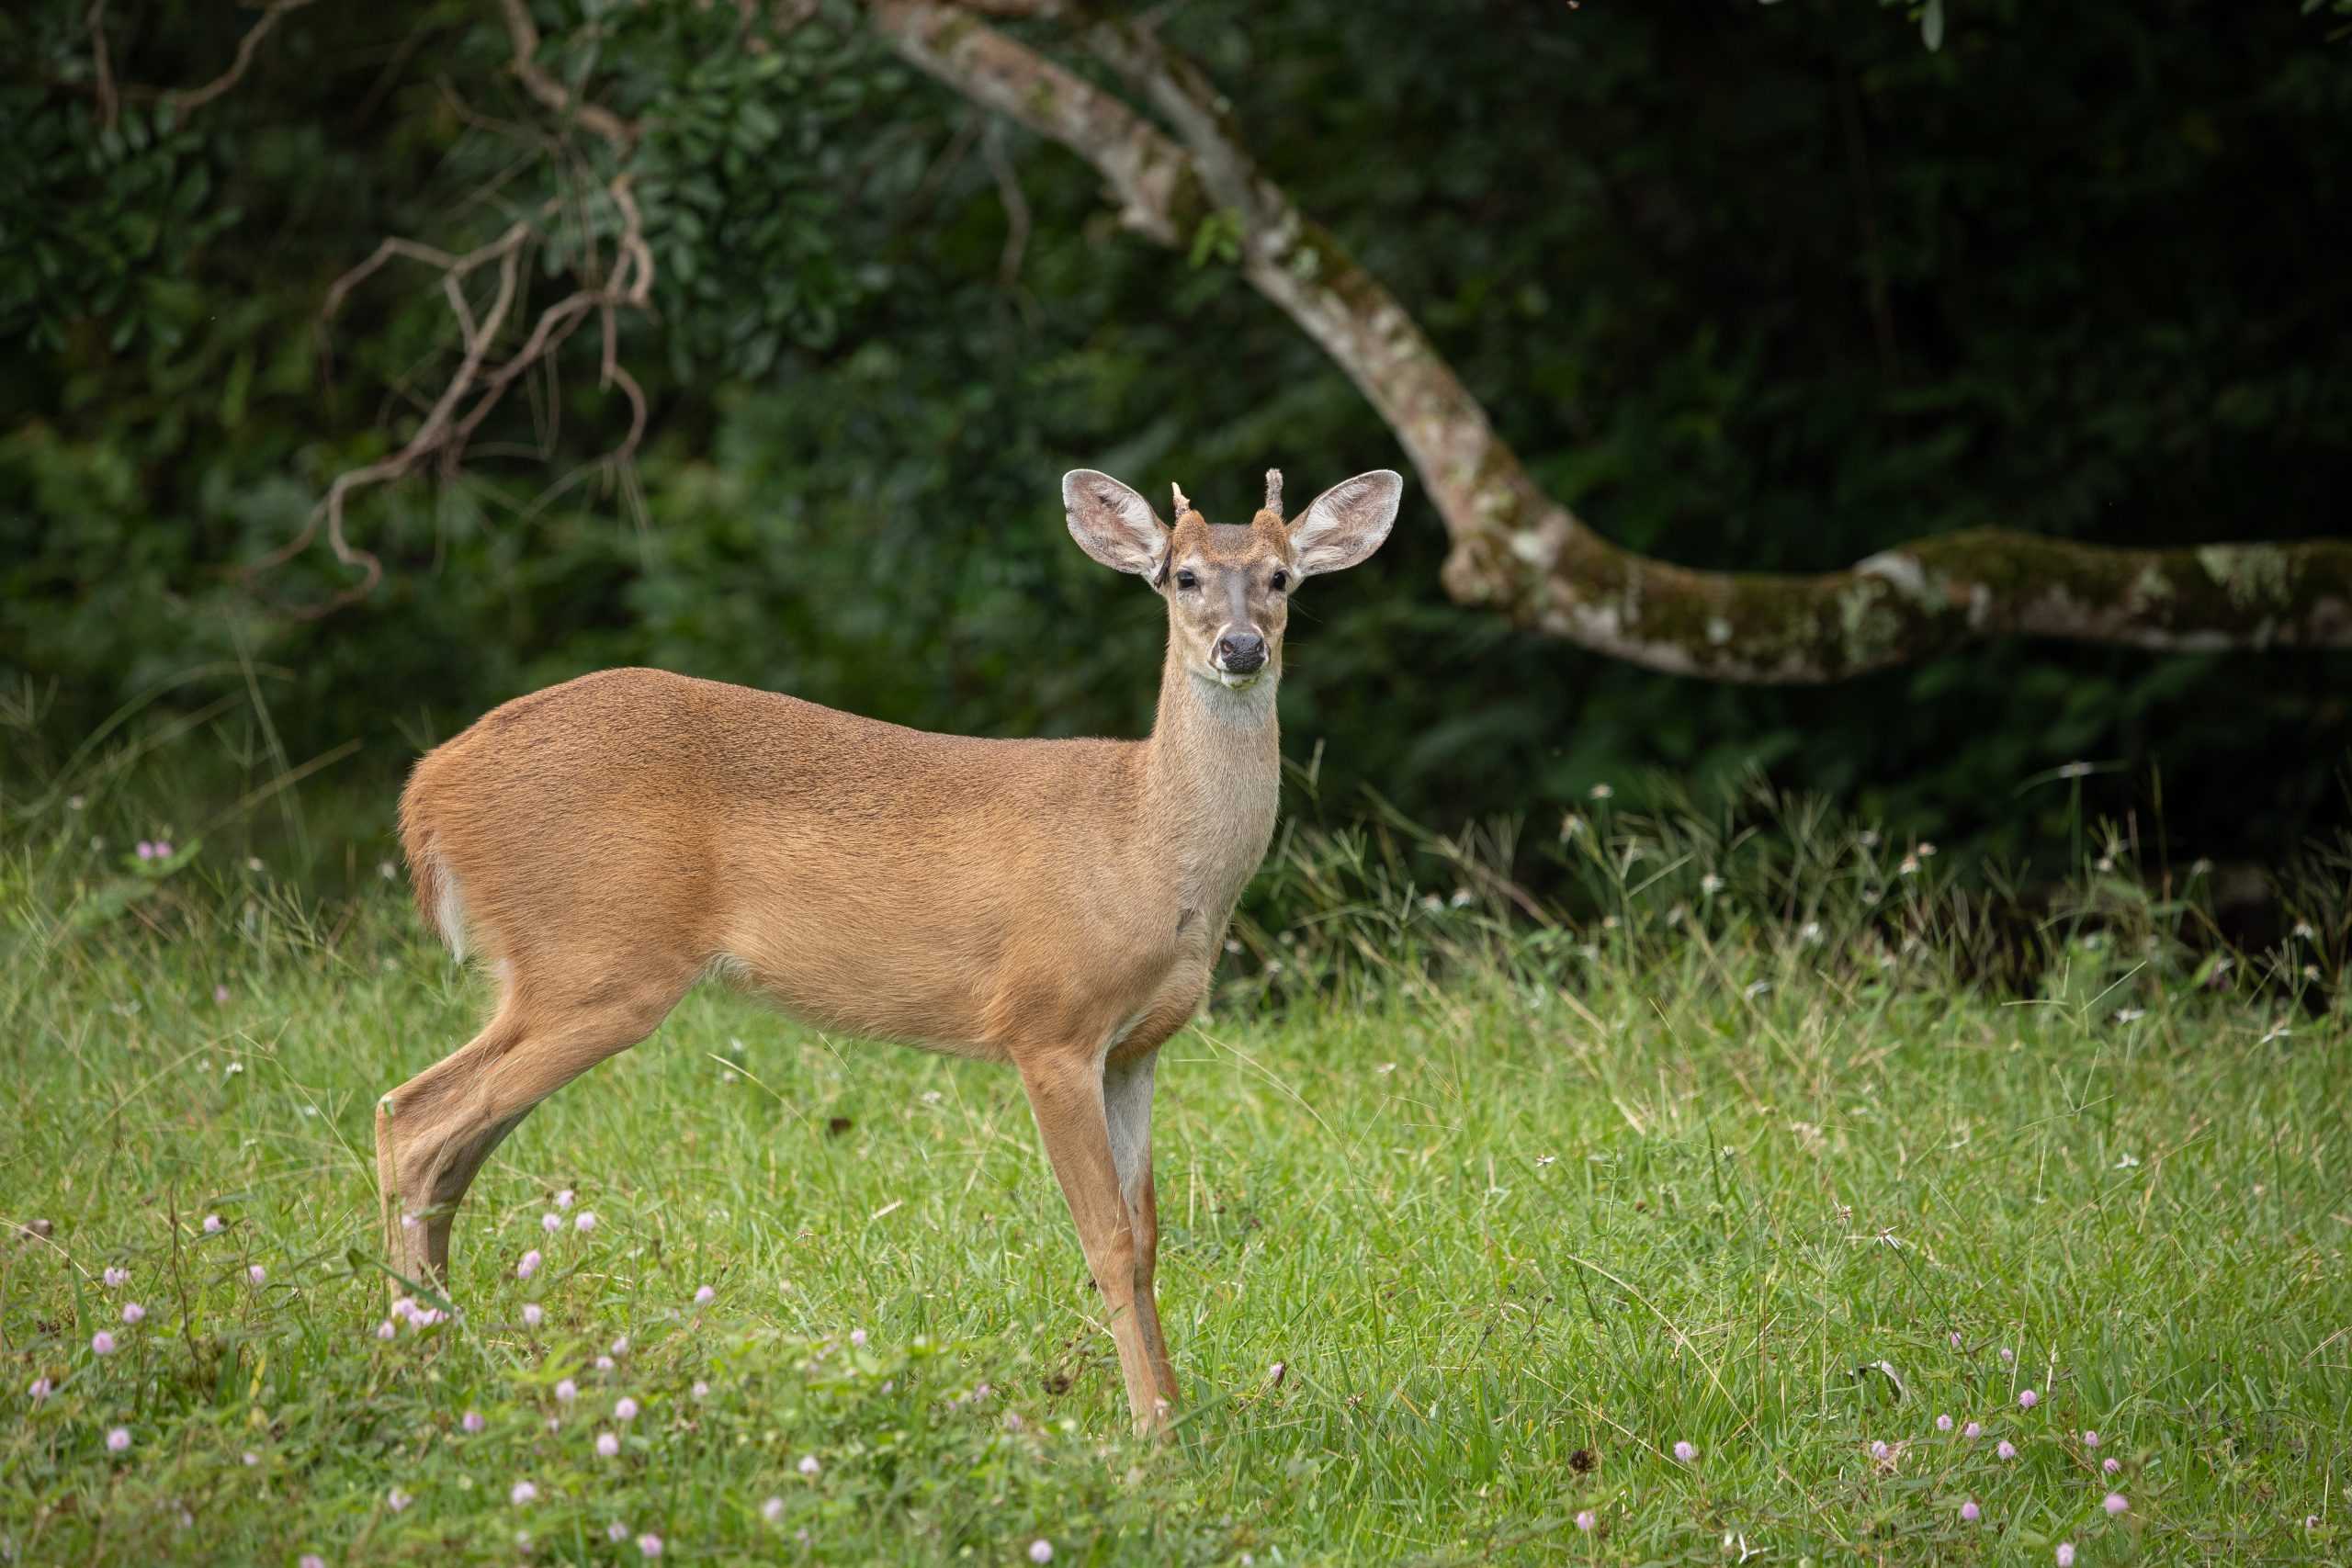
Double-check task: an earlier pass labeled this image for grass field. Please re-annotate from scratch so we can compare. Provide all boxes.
[3,835,2348,1564]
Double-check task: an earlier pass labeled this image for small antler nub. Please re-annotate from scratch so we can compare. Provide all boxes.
[1263,468,1283,516]
[1170,481,1193,519]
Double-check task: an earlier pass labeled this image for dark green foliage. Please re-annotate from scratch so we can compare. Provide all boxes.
[3,0,2348,886]
[616,6,890,378]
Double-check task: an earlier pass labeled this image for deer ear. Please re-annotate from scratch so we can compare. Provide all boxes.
[1289,469,1401,578]
[1062,469,1166,577]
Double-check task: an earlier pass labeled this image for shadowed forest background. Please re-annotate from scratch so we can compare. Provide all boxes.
[6,0,2352,890]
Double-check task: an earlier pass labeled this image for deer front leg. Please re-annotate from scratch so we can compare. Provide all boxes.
[1016,1046,1170,1438]
[1103,1043,1179,1412]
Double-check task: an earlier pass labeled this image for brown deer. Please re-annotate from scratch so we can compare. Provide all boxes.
[377,466,1400,1433]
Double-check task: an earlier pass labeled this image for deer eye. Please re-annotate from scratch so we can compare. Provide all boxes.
[1174,568,1199,591]
[1270,570,1289,592]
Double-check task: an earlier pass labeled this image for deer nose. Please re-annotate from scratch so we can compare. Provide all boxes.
[1216,630,1267,673]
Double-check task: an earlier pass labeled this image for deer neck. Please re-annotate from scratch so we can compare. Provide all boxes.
[1143,639,1283,917]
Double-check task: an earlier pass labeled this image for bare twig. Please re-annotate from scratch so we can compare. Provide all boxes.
[594,174,654,470]
[434,74,563,159]
[322,237,464,324]
[348,9,443,133]
[268,166,658,617]
[1080,10,1266,221]
[905,111,984,225]
[253,220,531,614]
[86,0,117,130]
[981,119,1038,320]
[164,0,322,127]
[605,173,655,312]
[735,0,774,51]
[258,0,659,616]
[873,0,1196,245]
[498,0,636,152]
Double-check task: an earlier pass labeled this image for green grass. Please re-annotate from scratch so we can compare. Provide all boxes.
[2,848,2348,1565]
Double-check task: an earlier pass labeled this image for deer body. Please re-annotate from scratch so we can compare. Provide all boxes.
[375,467,1399,1433]
[402,655,1275,1063]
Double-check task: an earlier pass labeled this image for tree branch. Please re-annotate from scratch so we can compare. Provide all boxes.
[980,117,1039,318]
[254,220,535,615]
[85,0,117,130]
[871,1,2352,681]
[497,0,637,152]
[254,2,656,616]
[870,0,1200,245]
[162,0,322,127]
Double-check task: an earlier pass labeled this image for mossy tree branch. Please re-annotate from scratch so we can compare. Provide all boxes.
[869,0,2352,682]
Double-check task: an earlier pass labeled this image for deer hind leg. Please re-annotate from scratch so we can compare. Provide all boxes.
[1103,1042,1179,1413]
[375,975,685,1286]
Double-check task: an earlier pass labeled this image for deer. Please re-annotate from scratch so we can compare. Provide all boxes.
[376,465,1400,1434]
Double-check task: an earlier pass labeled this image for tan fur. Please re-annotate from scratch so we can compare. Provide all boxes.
[375,468,1399,1434]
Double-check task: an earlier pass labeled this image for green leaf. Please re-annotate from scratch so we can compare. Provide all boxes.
[1188,209,1245,269]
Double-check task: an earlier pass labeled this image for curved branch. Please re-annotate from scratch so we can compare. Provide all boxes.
[163,0,321,126]
[258,0,656,616]
[870,0,1201,244]
[497,0,636,152]
[871,1,2352,681]
[253,220,534,615]
[85,0,320,130]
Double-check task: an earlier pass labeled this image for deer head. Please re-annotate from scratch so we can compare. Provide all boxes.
[1061,467,1402,690]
